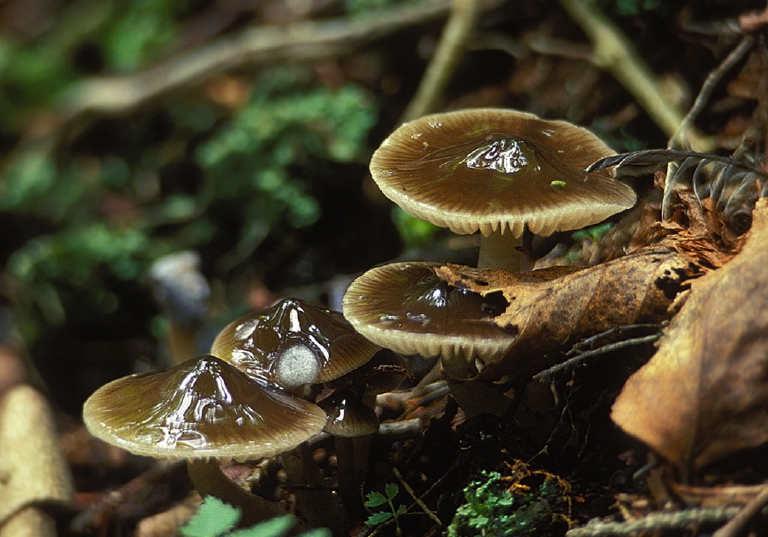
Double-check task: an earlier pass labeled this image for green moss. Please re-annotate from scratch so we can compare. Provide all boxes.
[448,470,570,537]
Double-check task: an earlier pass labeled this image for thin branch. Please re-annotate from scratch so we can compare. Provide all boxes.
[534,324,662,381]
[668,36,756,150]
[558,0,709,151]
[58,1,454,123]
[400,0,481,122]
[534,334,660,381]
[392,466,443,526]
[566,506,743,537]
[713,481,768,537]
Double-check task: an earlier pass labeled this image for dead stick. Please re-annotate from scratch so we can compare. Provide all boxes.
[668,36,755,150]
[59,1,454,122]
[400,0,481,122]
[392,466,443,526]
[558,0,707,150]
[566,507,743,537]
[713,481,768,537]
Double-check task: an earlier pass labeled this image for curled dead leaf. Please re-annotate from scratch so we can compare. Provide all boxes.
[436,245,698,381]
[611,198,768,479]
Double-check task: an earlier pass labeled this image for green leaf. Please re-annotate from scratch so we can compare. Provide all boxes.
[228,514,296,537]
[298,528,333,537]
[364,491,388,508]
[395,504,408,516]
[384,482,400,501]
[180,496,241,537]
[365,511,394,526]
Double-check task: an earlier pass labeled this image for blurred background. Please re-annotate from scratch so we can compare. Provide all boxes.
[0,0,760,417]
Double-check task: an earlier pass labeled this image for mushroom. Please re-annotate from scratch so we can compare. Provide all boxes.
[342,261,516,377]
[342,261,519,415]
[211,298,380,394]
[82,354,327,526]
[210,298,381,529]
[370,108,637,270]
[318,388,380,517]
[149,251,210,365]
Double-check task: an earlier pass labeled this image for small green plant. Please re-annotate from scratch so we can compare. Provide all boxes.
[364,483,407,532]
[447,469,570,537]
[181,496,330,537]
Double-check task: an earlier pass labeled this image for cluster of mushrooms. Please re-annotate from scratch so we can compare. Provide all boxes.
[344,108,636,413]
[84,299,390,527]
[83,108,638,526]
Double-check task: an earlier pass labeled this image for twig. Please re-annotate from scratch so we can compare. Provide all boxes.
[58,1,454,123]
[392,466,443,526]
[668,36,756,150]
[713,481,768,537]
[533,325,662,381]
[399,0,481,122]
[534,334,659,381]
[566,506,743,537]
[557,0,707,150]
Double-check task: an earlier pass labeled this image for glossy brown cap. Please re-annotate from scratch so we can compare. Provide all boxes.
[83,355,327,461]
[211,299,381,390]
[342,261,518,363]
[370,108,636,237]
[319,389,379,437]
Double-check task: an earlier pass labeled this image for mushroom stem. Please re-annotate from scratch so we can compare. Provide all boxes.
[335,434,372,518]
[477,230,522,271]
[187,459,288,527]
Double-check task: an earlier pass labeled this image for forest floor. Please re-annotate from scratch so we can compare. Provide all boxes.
[2,0,768,536]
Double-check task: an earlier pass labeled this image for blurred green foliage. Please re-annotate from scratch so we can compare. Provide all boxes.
[100,0,181,72]
[391,206,440,251]
[197,68,375,230]
[2,59,377,343]
[594,0,665,16]
[0,0,184,135]
[344,0,421,15]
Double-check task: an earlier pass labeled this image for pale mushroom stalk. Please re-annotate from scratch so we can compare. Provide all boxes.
[477,229,521,271]
[187,459,288,526]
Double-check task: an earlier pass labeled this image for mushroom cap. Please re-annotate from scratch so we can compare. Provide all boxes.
[370,108,637,237]
[83,355,327,461]
[211,299,381,390]
[319,389,379,438]
[341,261,518,363]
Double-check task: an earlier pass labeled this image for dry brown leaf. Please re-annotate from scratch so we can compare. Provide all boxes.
[611,198,768,479]
[436,245,698,381]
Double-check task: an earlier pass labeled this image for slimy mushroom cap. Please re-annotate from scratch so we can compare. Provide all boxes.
[370,108,636,238]
[83,355,327,461]
[342,261,517,363]
[211,299,380,390]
